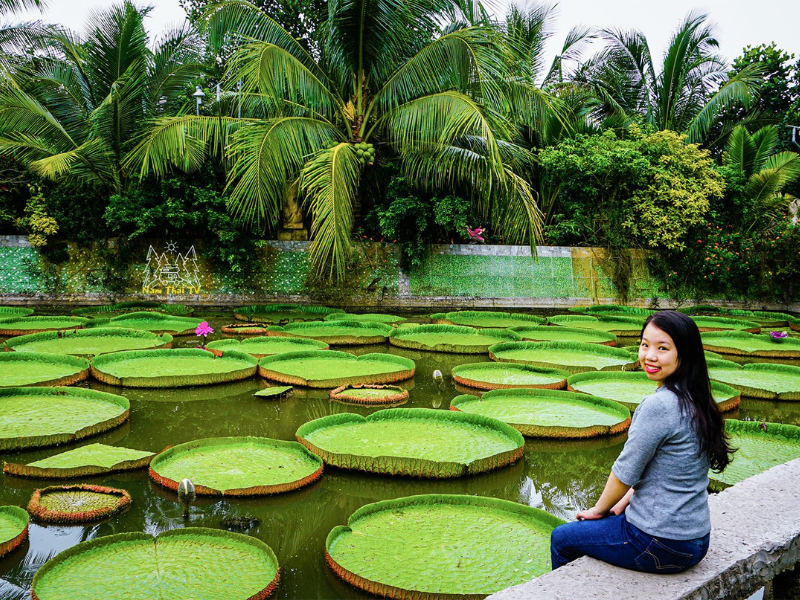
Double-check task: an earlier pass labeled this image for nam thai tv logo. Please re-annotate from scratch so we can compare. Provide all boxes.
[142,241,202,295]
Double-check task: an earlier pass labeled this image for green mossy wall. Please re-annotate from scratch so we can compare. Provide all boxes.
[0,235,785,309]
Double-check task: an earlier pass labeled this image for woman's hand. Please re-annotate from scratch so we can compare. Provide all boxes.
[575,506,608,521]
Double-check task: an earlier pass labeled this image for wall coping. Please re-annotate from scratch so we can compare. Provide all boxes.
[488,458,800,600]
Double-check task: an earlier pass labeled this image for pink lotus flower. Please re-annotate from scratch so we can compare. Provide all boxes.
[467,226,485,243]
[769,331,788,341]
[195,322,214,337]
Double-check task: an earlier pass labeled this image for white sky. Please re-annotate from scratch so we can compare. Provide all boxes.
[15,0,800,64]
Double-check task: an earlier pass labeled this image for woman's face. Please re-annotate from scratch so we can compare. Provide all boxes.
[639,323,680,386]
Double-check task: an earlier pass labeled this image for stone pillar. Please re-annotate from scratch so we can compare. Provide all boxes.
[278,182,308,241]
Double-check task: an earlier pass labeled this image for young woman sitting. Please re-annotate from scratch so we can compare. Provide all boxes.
[550,310,735,574]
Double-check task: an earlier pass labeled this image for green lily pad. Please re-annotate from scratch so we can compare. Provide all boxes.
[86,312,202,335]
[389,324,521,353]
[725,310,794,327]
[0,316,89,336]
[451,389,630,438]
[0,388,129,450]
[219,323,270,335]
[690,316,761,333]
[709,420,800,491]
[28,485,132,523]
[326,494,563,598]
[149,437,323,496]
[510,325,617,346]
[489,341,638,374]
[234,303,344,324]
[329,384,409,405]
[325,312,406,324]
[0,352,89,387]
[90,349,258,388]
[571,305,657,317]
[0,506,28,558]
[566,371,741,412]
[430,311,546,328]
[296,408,524,478]
[708,362,800,400]
[451,362,569,391]
[32,528,280,600]
[259,350,414,388]
[701,331,800,358]
[72,302,193,316]
[254,386,294,399]
[267,321,393,345]
[548,314,645,336]
[0,306,34,318]
[5,327,172,357]
[3,443,155,478]
[207,336,328,358]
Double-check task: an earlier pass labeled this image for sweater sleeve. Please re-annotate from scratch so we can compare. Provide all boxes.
[612,394,674,487]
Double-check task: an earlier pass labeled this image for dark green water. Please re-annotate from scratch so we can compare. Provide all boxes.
[0,311,798,599]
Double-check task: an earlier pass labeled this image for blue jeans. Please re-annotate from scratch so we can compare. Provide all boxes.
[550,513,709,573]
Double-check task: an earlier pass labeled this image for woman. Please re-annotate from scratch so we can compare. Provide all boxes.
[550,310,734,573]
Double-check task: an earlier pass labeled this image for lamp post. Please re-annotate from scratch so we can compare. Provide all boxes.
[193,85,205,116]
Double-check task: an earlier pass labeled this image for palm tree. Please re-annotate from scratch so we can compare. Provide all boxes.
[127,0,541,280]
[580,12,761,144]
[0,1,203,195]
[723,125,800,227]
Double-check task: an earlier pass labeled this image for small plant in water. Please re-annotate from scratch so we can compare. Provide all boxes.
[177,478,196,518]
[769,331,788,343]
[195,321,214,348]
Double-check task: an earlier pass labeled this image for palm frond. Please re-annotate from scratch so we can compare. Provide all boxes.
[749,125,778,174]
[723,125,756,173]
[28,137,114,187]
[299,143,361,280]
[744,152,800,206]
[543,25,595,85]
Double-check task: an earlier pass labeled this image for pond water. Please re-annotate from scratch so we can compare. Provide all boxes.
[0,309,798,599]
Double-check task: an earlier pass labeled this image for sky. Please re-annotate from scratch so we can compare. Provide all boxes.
[15,0,800,65]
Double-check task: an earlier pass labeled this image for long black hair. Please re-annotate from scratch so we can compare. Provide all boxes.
[641,311,735,472]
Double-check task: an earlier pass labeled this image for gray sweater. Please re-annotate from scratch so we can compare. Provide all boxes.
[612,386,711,540]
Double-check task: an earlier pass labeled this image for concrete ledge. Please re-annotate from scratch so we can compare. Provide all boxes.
[488,458,800,600]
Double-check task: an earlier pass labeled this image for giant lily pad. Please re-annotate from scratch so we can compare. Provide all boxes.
[90,349,258,387]
[28,485,132,523]
[0,506,28,558]
[571,305,657,318]
[267,321,393,345]
[725,310,794,327]
[259,350,414,388]
[701,330,800,358]
[430,311,546,328]
[3,443,155,478]
[206,336,328,358]
[509,325,617,346]
[0,316,88,336]
[0,352,89,387]
[690,316,761,333]
[389,324,521,354]
[566,371,741,412]
[220,323,270,335]
[547,315,644,337]
[0,306,34,318]
[234,303,344,323]
[709,420,800,491]
[72,302,193,316]
[149,437,323,496]
[85,312,202,335]
[329,384,409,405]
[451,362,569,391]
[31,528,280,600]
[326,494,563,599]
[0,388,129,450]
[451,389,630,438]
[489,341,638,374]
[708,361,800,401]
[5,328,172,357]
[296,408,524,478]
[325,312,406,325]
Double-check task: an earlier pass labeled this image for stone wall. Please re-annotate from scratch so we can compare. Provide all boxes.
[1,235,797,311]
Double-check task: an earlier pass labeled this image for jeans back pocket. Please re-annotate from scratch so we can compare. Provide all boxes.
[634,537,694,574]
